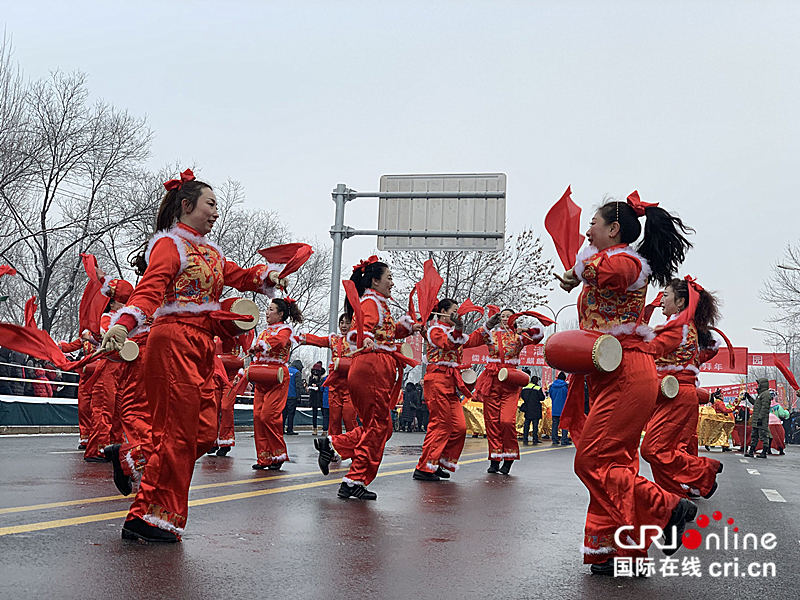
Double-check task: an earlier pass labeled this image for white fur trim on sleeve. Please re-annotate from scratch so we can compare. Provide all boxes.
[573,245,598,285]
[100,275,112,297]
[110,306,147,336]
[396,314,414,332]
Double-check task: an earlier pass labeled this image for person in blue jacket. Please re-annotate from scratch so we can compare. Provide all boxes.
[549,372,571,446]
[284,359,304,435]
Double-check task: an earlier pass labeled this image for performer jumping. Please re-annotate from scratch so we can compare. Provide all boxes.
[99,169,278,542]
[301,313,358,437]
[641,276,725,500]
[475,308,545,475]
[557,192,698,575]
[413,299,483,481]
[315,257,420,500]
[250,297,302,471]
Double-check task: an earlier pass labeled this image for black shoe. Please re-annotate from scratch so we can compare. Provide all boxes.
[206,446,219,455]
[216,446,230,457]
[703,481,718,499]
[704,445,711,451]
[755,452,767,459]
[471,434,479,438]
[717,462,724,474]
[561,441,573,446]
[531,440,540,445]
[104,444,132,496]
[721,447,732,452]
[662,498,698,555]
[542,435,550,440]
[314,437,334,475]
[522,440,529,446]
[84,455,109,463]
[285,431,299,436]
[121,517,178,543]
[552,440,560,445]
[252,464,267,470]
[590,560,614,576]
[744,451,755,458]
[487,460,501,474]
[435,467,451,479]
[499,460,513,475]
[779,449,785,455]
[78,444,86,450]
[412,469,440,481]
[337,482,377,500]
[267,462,283,470]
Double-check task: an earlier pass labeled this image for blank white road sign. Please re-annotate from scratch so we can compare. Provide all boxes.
[377,173,506,251]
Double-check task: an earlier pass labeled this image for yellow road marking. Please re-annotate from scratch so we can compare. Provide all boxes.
[0,446,562,535]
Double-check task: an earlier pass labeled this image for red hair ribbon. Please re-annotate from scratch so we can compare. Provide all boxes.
[626,190,659,217]
[353,255,379,274]
[163,169,196,192]
[283,297,296,305]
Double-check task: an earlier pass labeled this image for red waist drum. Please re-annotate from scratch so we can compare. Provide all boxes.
[220,355,244,372]
[660,374,679,399]
[334,357,352,375]
[543,330,622,374]
[461,368,478,391]
[246,364,286,385]
[497,367,531,387]
[696,387,711,404]
[217,297,260,337]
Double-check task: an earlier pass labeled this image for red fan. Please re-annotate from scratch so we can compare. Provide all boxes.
[507,310,555,329]
[24,297,37,329]
[774,356,799,391]
[0,265,17,278]
[342,280,364,348]
[257,243,314,280]
[545,186,585,270]
[457,298,484,318]
[413,260,443,323]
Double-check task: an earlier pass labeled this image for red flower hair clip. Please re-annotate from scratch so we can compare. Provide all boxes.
[626,190,659,217]
[163,169,196,192]
[353,255,379,274]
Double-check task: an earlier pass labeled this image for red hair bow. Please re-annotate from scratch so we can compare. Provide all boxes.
[163,169,196,192]
[353,255,379,274]
[626,190,659,217]
[283,297,297,305]
[685,274,704,292]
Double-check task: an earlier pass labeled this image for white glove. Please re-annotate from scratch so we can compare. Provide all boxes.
[268,271,280,284]
[100,324,128,353]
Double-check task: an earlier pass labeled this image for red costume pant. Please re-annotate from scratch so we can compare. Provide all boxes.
[253,377,289,465]
[216,379,236,447]
[576,350,681,563]
[116,341,153,479]
[416,370,466,473]
[126,319,218,537]
[478,366,521,461]
[327,378,357,436]
[85,359,125,458]
[77,371,94,445]
[330,352,396,486]
[642,384,720,497]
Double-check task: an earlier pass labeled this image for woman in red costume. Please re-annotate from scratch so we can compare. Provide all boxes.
[58,330,98,449]
[641,277,724,499]
[250,297,302,470]
[413,299,483,481]
[557,193,697,575]
[84,278,134,461]
[315,257,420,500]
[210,333,249,457]
[301,313,358,437]
[99,169,277,542]
[474,308,544,475]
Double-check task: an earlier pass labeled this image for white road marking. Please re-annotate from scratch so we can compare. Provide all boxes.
[47,451,84,454]
[739,459,749,463]
[747,469,760,475]
[762,489,786,503]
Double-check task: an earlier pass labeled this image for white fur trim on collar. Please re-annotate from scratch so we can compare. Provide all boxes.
[362,290,386,327]
[428,318,469,346]
[604,245,651,291]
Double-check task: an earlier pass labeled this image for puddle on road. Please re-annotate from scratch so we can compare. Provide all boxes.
[383,445,423,456]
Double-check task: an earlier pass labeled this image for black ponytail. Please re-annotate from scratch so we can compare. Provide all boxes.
[598,201,694,287]
[129,179,213,276]
[272,298,303,324]
[344,260,389,319]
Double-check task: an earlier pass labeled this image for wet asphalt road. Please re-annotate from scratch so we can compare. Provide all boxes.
[0,432,797,600]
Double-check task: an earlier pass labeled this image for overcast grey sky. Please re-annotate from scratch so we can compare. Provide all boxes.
[4,1,798,385]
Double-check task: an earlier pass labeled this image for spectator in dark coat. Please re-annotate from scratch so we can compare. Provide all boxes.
[549,372,571,446]
[400,383,418,432]
[0,347,13,395]
[307,361,325,435]
[519,375,545,445]
[415,382,428,432]
[7,351,27,396]
[284,359,304,435]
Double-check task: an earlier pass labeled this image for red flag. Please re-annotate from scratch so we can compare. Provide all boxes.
[487,305,500,318]
[0,265,17,278]
[257,243,314,279]
[507,310,555,329]
[643,292,664,324]
[457,297,484,318]
[342,280,364,348]
[24,297,37,329]
[774,356,799,390]
[416,260,443,323]
[0,323,69,369]
[545,186,585,270]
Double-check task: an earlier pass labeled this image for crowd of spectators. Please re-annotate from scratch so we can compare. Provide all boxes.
[0,346,79,398]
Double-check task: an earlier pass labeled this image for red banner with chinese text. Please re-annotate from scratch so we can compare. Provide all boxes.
[462,344,548,367]
[699,348,749,375]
